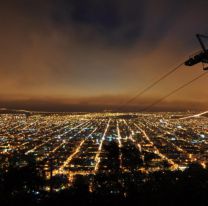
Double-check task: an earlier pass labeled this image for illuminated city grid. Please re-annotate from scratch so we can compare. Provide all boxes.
[0,112,208,185]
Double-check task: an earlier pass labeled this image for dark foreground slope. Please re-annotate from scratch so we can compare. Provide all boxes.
[1,162,208,206]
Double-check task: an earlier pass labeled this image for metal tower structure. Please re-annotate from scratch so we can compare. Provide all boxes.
[185,34,208,70]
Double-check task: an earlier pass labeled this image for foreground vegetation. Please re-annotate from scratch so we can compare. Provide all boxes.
[1,159,208,206]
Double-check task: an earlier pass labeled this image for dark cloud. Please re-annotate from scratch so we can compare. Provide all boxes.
[58,0,146,45]
[0,0,180,46]
[1,0,207,47]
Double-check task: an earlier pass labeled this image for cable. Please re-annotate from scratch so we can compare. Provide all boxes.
[118,61,185,111]
[142,71,207,112]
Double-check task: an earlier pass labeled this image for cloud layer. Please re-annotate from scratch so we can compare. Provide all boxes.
[0,0,208,111]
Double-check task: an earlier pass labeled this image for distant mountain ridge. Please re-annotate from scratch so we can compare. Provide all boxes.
[0,108,32,114]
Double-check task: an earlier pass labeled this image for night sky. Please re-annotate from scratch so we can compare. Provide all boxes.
[0,0,208,112]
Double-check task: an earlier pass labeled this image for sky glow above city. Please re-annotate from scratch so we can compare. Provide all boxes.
[1,0,208,111]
